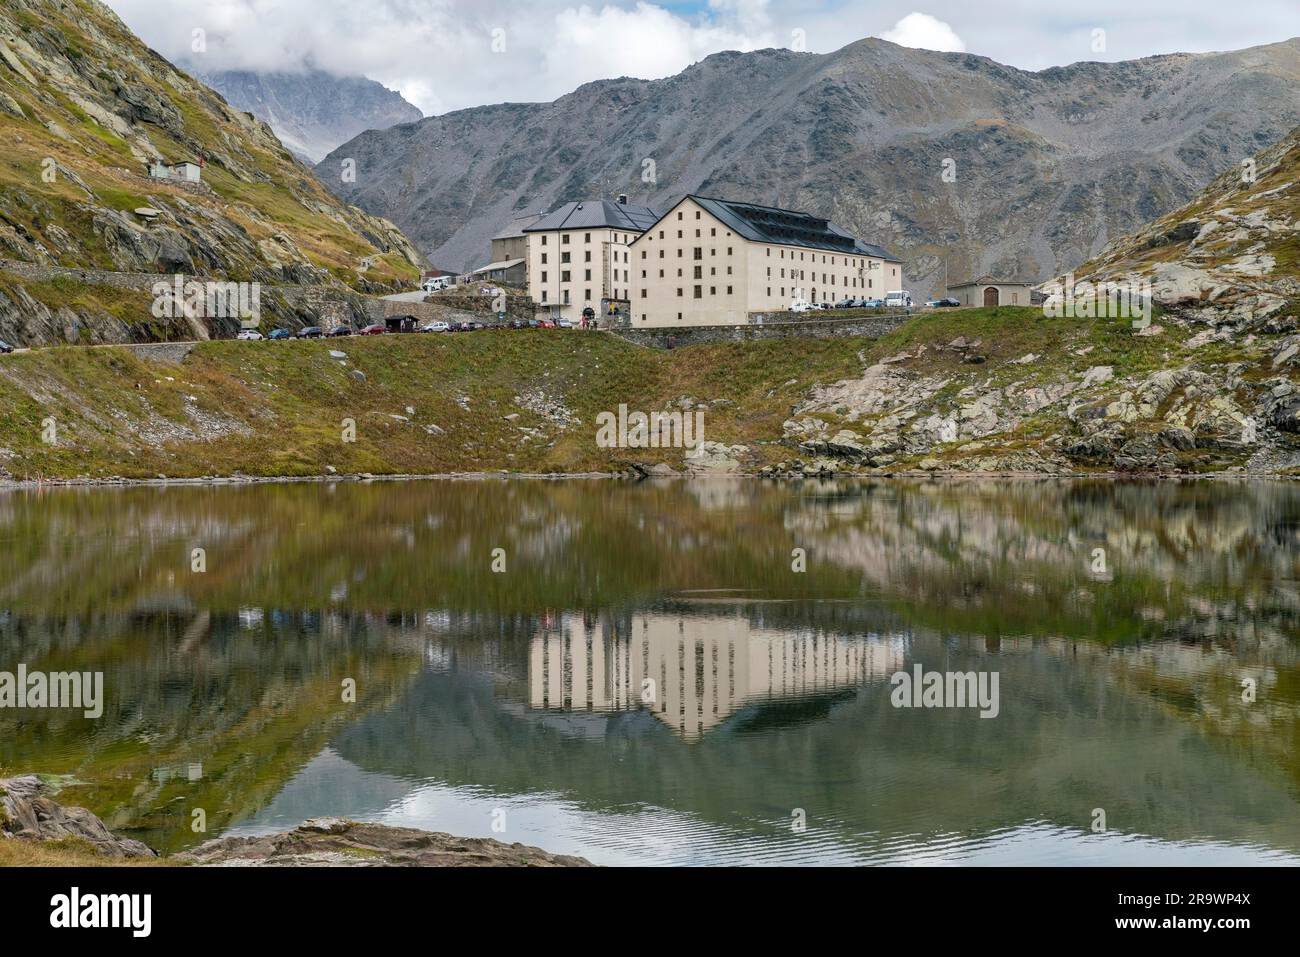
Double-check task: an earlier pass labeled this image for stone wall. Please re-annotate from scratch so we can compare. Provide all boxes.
[421,291,535,321]
[0,258,396,343]
[612,314,911,349]
[748,307,913,324]
[0,257,168,291]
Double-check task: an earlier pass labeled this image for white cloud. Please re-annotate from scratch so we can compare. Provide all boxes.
[880,12,966,53]
[101,0,1300,115]
[546,3,772,89]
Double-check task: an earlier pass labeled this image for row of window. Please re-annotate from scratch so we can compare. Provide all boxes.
[539,269,630,283]
[541,250,630,265]
[641,286,736,299]
[538,232,634,246]
[554,289,625,304]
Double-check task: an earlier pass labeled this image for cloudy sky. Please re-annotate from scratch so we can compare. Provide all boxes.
[104,0,1300,117]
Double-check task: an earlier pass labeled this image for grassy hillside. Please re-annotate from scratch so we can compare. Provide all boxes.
[0,0,420,299]
[4,305,1294,480]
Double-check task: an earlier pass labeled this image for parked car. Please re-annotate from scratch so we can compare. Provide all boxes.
[0,339,13,354]
[834,298,857,309]
[537,319,556,329]
[329,325,352,337]
[507,318,528,329]
[236,329,263,341]
[789,299,813,313]
[885,290,914,309]
[268,328,291,340]
[360,323,388,335]
[420,321,450,333]
[557,318,575,328]
[422,276,453,292]
[861,298,886,308]
[298,326,323,339]
[937,297,961,307]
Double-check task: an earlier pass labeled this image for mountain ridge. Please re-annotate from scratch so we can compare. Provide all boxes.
[194,67,423,163]
[0,0,424,345]
[319,35,1300,292]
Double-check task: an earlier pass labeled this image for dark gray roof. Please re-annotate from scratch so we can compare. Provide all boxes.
[523,199,662,234]
[670,196,902,262]
[492,214,544,241]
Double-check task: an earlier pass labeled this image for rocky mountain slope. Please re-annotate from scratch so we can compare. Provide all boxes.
[320,37,1300,287]
[195,68,422,164]
[2,121,1298,479]
[766,125,1300,476]
[0,0,422,345]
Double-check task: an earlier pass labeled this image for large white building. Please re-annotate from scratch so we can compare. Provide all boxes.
[524,197,662,323]
[629,195,904,327]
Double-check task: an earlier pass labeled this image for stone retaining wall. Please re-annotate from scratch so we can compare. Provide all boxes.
[422,291,535,320]
[612,315,911,349]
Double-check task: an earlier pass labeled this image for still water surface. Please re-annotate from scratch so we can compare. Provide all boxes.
[2,478,1299,865]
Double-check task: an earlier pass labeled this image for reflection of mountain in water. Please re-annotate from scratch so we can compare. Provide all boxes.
[325,606,1300,863]
[527,611,904,738]
[3,478,1300,863]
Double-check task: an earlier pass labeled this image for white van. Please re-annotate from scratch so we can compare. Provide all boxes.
[885,290,913,309]
[790,298,813,313]
[422,276,453,293]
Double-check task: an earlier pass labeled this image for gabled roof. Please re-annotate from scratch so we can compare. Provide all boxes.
[523,199,662,234]
[493,214,544,241]
[648,195,903,262]
[472,258,525,274]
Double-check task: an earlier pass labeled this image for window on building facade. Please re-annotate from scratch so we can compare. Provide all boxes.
[561,270,570,282]
[694,286,702,299]
[562,234,570,244]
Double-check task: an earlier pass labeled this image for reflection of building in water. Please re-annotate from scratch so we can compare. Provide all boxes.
[529,612,904,738]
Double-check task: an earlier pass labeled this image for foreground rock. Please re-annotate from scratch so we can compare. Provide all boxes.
[175,818,593,867]
[0,776,156,859]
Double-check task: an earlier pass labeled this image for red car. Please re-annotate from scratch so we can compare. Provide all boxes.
[537,319,556,329]
[360,324,388,335]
